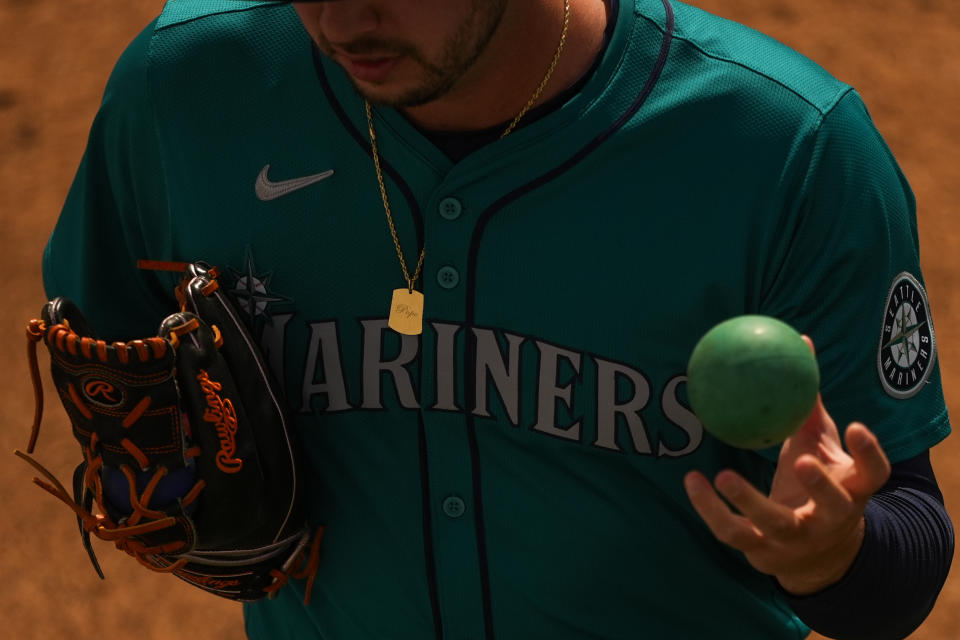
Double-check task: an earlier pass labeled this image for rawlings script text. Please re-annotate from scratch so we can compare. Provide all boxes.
[178,572,242,590]
[197,370,243,473]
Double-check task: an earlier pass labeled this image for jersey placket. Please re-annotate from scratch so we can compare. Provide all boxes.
[418,179,491,639]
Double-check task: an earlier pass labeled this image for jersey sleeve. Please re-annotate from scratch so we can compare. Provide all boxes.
[43,18,178,341]
[759,89,950,463]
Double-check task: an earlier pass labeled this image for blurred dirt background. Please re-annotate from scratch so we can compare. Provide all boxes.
[1,1,956,638]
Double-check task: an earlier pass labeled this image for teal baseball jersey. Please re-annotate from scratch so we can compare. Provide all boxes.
[44,0,950,638]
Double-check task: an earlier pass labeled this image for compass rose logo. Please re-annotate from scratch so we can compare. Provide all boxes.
[886,302,923,367]
[226,251,290,321]
[877,272,936,399]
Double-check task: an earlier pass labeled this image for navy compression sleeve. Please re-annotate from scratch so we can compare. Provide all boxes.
[784,451,954,640]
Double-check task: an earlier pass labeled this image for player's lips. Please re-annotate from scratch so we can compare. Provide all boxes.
[338,53,402,83]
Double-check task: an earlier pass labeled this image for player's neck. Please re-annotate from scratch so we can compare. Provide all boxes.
[402,0,609,132]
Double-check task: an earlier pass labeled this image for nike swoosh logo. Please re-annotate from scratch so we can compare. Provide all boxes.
[255,164,335,201]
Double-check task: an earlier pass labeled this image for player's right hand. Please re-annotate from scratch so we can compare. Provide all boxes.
[684,386,891,595]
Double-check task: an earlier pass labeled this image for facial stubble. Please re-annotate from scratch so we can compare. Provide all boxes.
[319,0,508,108]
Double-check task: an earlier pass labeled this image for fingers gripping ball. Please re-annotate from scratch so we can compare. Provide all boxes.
[687,315,820,450]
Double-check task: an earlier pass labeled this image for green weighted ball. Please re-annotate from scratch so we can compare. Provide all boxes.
[687,315,820,450]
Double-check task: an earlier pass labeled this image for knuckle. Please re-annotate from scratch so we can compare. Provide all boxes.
[765,517,797,539]
[716,523,756,550]
[713,522,740,546]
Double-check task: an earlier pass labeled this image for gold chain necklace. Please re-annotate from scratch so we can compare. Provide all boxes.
[368,0,571,335]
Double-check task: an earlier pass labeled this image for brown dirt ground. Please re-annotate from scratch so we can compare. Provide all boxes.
[1,1,957,638]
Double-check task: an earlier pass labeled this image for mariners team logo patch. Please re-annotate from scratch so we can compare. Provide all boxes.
[877,272,936,399]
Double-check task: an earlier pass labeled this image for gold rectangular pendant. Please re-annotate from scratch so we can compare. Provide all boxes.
[388,288,424,335]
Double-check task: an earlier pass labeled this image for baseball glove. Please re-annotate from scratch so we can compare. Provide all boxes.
[17,261,322,602]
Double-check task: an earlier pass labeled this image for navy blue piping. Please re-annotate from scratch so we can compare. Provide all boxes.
[462,2,675,637]
[311,44,439,639]
[417,409,445,639]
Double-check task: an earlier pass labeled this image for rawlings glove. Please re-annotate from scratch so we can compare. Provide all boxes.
[17,262,322,602]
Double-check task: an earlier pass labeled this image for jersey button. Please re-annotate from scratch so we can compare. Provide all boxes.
[442,496,466,518]
[438,197,462,220]
[437,266,460,289]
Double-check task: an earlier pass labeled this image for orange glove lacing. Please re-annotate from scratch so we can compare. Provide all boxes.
[18,317,323,602]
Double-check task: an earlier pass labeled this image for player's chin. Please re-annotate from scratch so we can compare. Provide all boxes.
[355,71,455,109]
[352,82,410,108]
[356,86,428,109]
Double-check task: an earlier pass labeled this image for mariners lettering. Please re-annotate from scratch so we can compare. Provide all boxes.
[298,320,351,412]
[473,328,522,425]
[431,322,462,412]
[659,376,703,456]
[360,319,419,410]
[532,341,583,441]
[594,358,652,454]
[196,370,243,473]
[284,319,703,458]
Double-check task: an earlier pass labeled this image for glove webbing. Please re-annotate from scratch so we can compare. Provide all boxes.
[24,318,171,455]
[19,318,203,570]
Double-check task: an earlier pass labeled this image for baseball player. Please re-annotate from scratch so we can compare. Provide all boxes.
[42,0,952,638]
